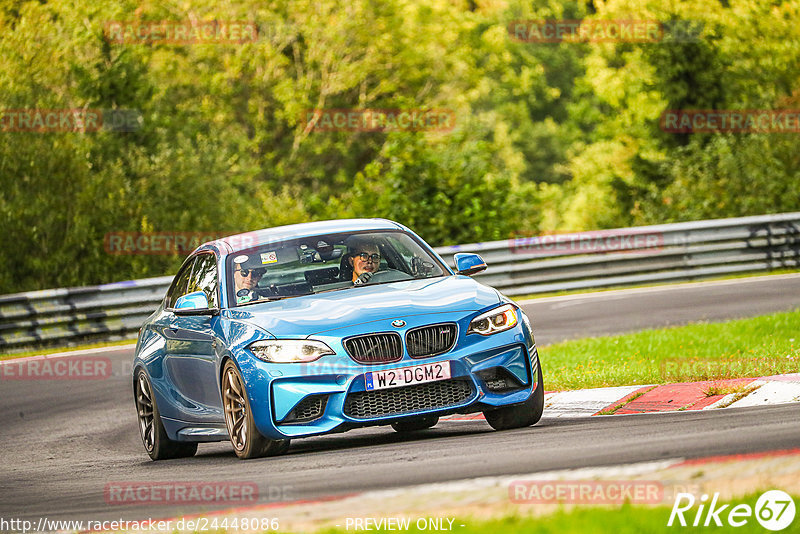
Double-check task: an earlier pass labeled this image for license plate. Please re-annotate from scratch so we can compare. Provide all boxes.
[365,361,451,391]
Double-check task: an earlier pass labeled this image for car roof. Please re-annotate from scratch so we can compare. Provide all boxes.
[214,218,406,254]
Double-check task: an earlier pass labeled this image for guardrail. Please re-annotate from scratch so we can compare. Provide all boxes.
[1,212,798,351]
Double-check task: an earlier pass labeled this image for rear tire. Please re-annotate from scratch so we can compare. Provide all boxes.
[222,361,290,460]
[134,370,198,461]
[483,364,544,431]
[391,415,439,432]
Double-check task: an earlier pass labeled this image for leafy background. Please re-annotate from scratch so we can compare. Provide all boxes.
[1,0,798,293]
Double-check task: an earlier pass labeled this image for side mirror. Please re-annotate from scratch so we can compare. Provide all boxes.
[454,253,487,276]
[174,291,218,316]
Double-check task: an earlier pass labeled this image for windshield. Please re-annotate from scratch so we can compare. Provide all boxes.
[226,230,448,306]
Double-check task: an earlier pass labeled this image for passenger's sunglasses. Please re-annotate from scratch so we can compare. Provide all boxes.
[356,252,381,262]
[236,268,265,277]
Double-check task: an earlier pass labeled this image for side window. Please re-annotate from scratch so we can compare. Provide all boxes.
[165,259,196,309]
[187,253,219,308]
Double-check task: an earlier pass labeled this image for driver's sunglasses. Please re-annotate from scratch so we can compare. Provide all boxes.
[356,252,381,263]
[236,268,265,277]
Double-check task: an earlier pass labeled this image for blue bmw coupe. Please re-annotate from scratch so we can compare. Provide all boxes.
[133,219,544,460]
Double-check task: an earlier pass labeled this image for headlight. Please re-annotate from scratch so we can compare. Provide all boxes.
[249,340,335,363]
[467,304,518,336]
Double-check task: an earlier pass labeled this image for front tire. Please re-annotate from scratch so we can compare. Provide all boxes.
[221,361,290,460]
[483,364,544,431]
[134,370,197,461]
[391,415,439,432]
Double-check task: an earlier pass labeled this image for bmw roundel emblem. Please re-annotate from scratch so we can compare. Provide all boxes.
[391,320,406,328]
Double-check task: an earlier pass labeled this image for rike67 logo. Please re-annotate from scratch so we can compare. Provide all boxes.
[668,490,795,531]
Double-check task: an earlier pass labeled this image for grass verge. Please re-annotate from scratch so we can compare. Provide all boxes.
[703,382,757,397]
[539,309,799,390]
[0,337,136,361]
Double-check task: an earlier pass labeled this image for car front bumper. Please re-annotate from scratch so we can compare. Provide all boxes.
[238,320,541,440]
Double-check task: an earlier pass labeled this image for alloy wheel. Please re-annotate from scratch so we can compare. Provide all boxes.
[223,366,248,451]
[135,373,155,452]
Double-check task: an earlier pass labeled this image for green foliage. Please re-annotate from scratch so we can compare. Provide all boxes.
[547,0,800,230]
[345,129,538,245]
[1,0,798,292]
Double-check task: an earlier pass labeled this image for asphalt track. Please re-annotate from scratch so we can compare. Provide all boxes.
[1,274,799,523]
[521,273,800,345]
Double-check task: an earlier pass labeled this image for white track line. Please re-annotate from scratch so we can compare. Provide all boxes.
[0,343,136,364]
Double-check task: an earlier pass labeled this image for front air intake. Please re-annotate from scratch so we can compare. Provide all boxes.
[344,332,403,364]
[344,379,474,419]
[406,323,457,358]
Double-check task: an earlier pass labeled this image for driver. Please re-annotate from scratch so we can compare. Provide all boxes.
[347,239,381,285]
[232,256,266,303]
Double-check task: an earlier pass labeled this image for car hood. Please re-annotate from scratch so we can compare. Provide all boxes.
[225,276,501,337]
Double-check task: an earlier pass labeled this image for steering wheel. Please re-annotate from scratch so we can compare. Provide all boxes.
[359,268,408,284]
